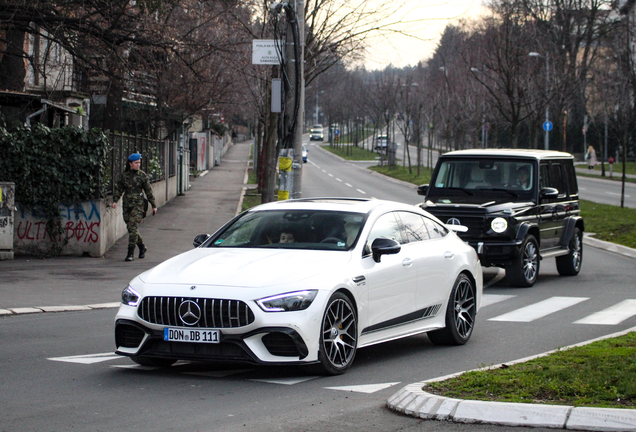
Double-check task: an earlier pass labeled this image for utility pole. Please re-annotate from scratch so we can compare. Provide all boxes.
[283,0,304,200]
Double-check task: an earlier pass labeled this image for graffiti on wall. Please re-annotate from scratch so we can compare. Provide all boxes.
[16,201,101,244]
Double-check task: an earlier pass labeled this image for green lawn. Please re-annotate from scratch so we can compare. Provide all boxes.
[426,332,636,409]
[581,200,636,248]
[321,144,380,161]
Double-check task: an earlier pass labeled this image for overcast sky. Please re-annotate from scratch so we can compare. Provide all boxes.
[362,0,488,70]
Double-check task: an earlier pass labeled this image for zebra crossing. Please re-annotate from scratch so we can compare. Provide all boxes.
[483,294,636,325]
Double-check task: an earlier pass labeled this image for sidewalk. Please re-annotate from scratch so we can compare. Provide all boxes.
[0,139,251,312]
[575,164,636,179]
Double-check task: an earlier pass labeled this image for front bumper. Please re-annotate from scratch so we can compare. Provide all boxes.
[115,319,311,366]
[114,294,325,365]
[469,239,523,267]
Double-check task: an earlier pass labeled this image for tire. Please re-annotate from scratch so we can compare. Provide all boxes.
[506,235,539,287]
[556,227,583,276]
[315,292,358,375]
[428,273,476,345]
[131,356,177,367]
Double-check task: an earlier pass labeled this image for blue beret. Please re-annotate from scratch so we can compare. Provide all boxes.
[128,153,142,162]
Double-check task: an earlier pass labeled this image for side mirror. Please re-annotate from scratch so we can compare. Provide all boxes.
[417,184,429,196]
[193,234,211,248]
[540,187,559,199]
[371,238,401,263]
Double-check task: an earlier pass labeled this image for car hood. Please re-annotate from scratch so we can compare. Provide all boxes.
[422,200,535,215]
[138,248,352,287]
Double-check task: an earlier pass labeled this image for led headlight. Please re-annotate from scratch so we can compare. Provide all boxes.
[257,290,318,312]
[121,285,140,306]
[490,217,508,233]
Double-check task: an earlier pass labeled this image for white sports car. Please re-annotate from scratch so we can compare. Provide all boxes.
[114,198,483,375]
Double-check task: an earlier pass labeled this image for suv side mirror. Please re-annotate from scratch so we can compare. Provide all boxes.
[417,184,429,196]
[540,187,559,199]
[371,238,401,263]
[193,234,211,248]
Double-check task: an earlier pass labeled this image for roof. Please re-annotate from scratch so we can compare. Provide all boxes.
[249,198,414,214]
[440,149,573,160]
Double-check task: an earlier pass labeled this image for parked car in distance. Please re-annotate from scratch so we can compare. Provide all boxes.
[115,198,483,375]
[302,145,308,163]
[374,135,389,152]
[310,124,323,141]
[417,149,584,287]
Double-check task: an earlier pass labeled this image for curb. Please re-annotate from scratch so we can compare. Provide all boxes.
[583,233,636,260]
[0,302,120,316]
[387,326,636,431]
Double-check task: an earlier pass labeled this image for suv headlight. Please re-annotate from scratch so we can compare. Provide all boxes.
[257,290,318,312]
[122,285,141,306]
[491,217,508,233]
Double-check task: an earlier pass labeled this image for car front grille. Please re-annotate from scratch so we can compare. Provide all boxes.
[138,297,255,328]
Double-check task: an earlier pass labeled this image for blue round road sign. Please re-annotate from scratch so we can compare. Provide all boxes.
[543,121,553,132]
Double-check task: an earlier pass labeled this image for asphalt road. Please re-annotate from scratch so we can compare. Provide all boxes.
[1,141,634,432]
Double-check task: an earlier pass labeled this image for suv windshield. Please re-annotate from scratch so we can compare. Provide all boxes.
[429,159,535,204]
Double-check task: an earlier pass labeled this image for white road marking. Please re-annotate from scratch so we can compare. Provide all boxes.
[328,173,334,177]
[481,294,516,307]
[336,178,342,182]
[49,352,121,364]
[345,183,353,187]
[607,192,631,197]
[250,377,319,385]
[574,299,636,325]
[356,189,367,195]
[489,297,589,322]
[325,382,401,394]
[184,370,251,378]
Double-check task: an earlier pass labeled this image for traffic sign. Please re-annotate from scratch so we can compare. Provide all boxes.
[543,121,553,132]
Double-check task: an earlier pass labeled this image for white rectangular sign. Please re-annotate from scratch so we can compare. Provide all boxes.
[252,40,283,65]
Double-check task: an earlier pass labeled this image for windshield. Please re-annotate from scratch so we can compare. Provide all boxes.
[207,210,366,251]
[429,159,535,204]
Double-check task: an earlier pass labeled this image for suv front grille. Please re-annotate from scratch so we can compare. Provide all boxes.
[429,212,485,238]
[138,297,255,328]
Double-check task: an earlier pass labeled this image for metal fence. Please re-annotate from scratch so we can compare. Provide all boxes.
[106,132,176,196]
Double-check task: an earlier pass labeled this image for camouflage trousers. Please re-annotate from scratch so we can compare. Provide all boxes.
[123,205,145,246]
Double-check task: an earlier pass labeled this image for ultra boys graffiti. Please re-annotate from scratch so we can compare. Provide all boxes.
[16,202,101,244]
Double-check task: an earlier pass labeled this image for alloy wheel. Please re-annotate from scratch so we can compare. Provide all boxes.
[321,297,357,370]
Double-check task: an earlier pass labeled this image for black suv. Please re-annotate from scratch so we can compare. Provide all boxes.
[418,149,584,287]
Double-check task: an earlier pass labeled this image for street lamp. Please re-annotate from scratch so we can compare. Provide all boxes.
[529,52,550,150]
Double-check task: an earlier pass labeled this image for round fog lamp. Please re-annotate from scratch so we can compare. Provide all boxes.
[491,217,508,233]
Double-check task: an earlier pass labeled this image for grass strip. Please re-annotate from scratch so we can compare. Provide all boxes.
[369,164,433,187]
[425,332,636,409]
[580,200,636,249]
[321,144,381,161]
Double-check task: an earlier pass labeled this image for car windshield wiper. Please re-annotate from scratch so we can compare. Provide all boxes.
[441,187,473,196]
[488,188,519,198]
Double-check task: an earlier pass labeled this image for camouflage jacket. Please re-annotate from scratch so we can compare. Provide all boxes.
[113,169,156,209]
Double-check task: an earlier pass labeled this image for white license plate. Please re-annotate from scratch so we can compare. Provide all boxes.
[163,328,220,344]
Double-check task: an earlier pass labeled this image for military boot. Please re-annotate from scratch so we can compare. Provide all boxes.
[138,243,147,259]
[125,245,136,262]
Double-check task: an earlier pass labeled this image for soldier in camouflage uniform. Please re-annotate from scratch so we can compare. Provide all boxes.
[112,153,157,261]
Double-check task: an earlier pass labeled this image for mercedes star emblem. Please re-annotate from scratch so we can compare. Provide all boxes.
[447,218,461,225]
[178,300,202,326]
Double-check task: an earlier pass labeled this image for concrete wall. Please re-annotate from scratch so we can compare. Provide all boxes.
[12,174,179,257]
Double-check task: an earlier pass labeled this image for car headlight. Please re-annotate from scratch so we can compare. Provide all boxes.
[122,285,141,306]
[257,290,318,312]
[490,217,508,233]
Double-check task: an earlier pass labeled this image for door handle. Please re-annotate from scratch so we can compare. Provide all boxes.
[402,258,413,267]
[444,251,455,259]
